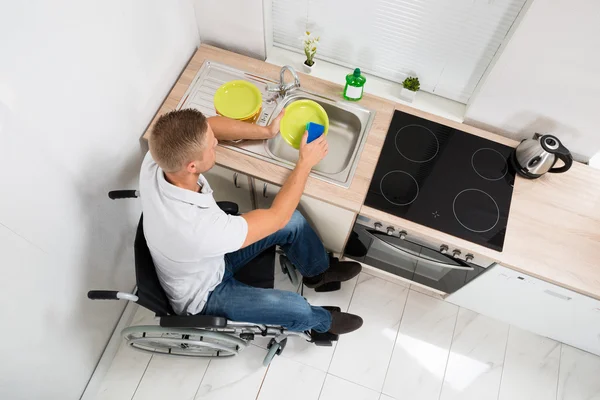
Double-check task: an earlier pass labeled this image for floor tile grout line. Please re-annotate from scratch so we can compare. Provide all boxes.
[316,372,329,400]
[555,342,563,400]
[130,353,153,400]
[362,270,444,301]
[326,371,385,394]
[409,285,445,301]
[191,359,211,400]
[361,270,410,290]
[436,306,461,400]
[379,286,410,396]
[324,274,360,373]
[496,324,512,400]
[278,350,329,373]
[254,362,271,400]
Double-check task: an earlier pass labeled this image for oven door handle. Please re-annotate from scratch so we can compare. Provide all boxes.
[364,230,475,271]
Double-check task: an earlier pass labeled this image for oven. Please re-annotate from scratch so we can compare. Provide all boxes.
[344,215,495,294]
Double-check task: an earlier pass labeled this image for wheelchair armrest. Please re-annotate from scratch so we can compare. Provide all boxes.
[159,314,228,328]
[217,201,239,215]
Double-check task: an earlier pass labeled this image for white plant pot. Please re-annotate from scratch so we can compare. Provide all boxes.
[303,62,314,74]
[401,88,417,103]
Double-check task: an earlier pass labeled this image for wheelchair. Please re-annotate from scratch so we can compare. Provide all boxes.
[88,190,339,366]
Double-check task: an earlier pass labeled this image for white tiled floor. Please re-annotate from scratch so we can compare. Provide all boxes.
[439,308,509,400]
[93,269,600,400]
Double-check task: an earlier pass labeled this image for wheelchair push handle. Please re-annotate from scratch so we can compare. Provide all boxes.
[88,290,139,302]
[88,290,120,300]
[108,190,139,200]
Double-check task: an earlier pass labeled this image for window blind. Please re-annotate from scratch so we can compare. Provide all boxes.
[271,0,527,103]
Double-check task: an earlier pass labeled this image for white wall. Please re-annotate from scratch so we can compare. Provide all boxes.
[192,0,266,59]
[0,1,199,399]
[465,0,600,162]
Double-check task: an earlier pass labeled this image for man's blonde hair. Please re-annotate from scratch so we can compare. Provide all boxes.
[149,109,208,173]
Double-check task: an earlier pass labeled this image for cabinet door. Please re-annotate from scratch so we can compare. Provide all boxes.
[255,179,279,210]
[254,179,355,254]
[202,165,254,213]
[447,264,600,356]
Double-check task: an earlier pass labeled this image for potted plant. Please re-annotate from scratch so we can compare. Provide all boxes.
[301,31,319,74]
[401,76,420,103]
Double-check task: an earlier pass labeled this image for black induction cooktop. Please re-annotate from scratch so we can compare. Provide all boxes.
[364,110,516,251]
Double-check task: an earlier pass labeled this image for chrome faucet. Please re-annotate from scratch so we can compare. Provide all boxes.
[267,65,301,97]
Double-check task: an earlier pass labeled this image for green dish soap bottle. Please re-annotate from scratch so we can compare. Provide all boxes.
[343,68,366,101]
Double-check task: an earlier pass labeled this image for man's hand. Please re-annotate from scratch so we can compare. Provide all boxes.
[265,110,285,139]
[298,131,328,170]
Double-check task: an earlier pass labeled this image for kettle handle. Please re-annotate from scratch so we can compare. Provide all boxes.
[549,143,573,173]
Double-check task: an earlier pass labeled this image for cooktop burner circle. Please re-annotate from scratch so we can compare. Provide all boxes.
[453,189,500,233]
[395,124,440,163]
[471,148,508,181]
[380,170,419,206]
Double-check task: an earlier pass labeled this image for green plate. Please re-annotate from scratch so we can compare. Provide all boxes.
[280,100,329,149]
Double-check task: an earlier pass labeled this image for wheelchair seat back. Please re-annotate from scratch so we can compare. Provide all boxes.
[134,215,174,316]
[133,207,276,318]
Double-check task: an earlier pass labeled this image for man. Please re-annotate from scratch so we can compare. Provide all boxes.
[140,108,363,334]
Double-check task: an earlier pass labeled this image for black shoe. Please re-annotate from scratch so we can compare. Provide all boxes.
[303,259,362,289]
[328,310,363,335]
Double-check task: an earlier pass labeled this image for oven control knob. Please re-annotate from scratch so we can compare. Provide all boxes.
[399,231,407,240]
[452,249,462,258]
[465,254,474,263]
[440,245,449,254]
[374,222,383,230]
[386,226,395,235]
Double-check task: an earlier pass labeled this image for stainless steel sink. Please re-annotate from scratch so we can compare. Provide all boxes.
[176,61,376,188]
[265,92,373,185]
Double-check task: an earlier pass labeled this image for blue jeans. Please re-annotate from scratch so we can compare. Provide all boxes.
[202,210,332,332]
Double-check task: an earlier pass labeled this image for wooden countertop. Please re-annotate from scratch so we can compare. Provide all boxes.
[362,105,600,301]
[143,44,600,301]
[142,44,395,212]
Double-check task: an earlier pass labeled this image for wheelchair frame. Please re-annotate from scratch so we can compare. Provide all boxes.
[90,290,314,366]
[88,190,337,366]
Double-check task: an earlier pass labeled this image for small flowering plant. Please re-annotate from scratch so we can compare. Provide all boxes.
[301,31,319,67]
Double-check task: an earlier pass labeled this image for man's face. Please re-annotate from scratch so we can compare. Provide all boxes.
[190,123,218,174]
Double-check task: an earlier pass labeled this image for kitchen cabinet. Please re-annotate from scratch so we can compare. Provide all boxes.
[203,164,254,213]
[254,179,356,254]
[447,264,600,356]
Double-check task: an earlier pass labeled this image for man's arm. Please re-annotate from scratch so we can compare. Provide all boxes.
[241,132,328,247]
[208,110,284,141]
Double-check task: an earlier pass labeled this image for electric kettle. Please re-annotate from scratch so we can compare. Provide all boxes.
[511,133,573,179]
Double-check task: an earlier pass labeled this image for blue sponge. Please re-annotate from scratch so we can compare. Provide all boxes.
[306,122,325,143]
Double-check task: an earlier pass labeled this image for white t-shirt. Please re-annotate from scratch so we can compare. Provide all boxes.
[139,152,248,315]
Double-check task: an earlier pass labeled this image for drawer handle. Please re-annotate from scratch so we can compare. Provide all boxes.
[263,183,269,198]
[544,290,572,301]
[233,173,241,188]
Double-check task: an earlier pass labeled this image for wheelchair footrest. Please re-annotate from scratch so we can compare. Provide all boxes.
[314,281,341,292]
[310,306,340,346]
[310,330,339,346]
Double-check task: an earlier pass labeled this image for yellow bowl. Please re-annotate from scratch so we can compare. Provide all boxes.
[214,80,262,120]
[280,100,329,149]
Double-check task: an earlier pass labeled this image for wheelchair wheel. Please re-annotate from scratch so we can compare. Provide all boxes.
[279,254,299,287]
[122,325,247,357]
[263,338,287,366]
